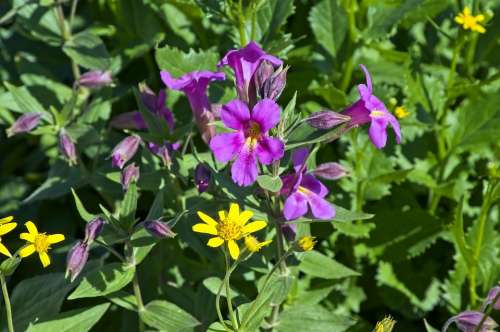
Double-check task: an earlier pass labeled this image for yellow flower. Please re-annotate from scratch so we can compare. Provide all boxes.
[394,106,410,119]
[455,7,486,33]
[0,216,17,257]
[19,221,65,268]
[244,235,272,253]
[374,315,396,332]
[298,236,316,252]
[193,203,267,260]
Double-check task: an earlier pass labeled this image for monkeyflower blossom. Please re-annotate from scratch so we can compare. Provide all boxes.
[111,135,141,169]
[244,235,272,253]
[483,286,500,310]
[161,70,225,143]
[65,241,88,282]
[0,216,17,257]
[210,99,284,186]
[194,163,211,193]
[143,219,176,239]
[6,112,42,137]
[84,217,104,245]
[78,70,112,88]
[281,148,335,221]
[442,311,498,332]
[192,203,267,259]
[59,129,77,166]
[455,7,486,33]
[343,65,401,149]
[19,221,65,268]
[121,163,140,191]
[218,41,282,106]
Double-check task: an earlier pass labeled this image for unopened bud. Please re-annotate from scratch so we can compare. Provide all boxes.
[121,163,140,191]
[306,110,351,129]
[143,219,176,239]
[78,70,112,88]
[294,236,316,252]
[443,310,498,332]
[194,164,211,193]
[84,217,104,244]
[65,241,89,282]
[256,61,288,101]
[59,129,77,166]
[313,162,348,180]
[484,286,500,310]
[6,113,42,137]
[374,316,396,332]
[111,135,141,169]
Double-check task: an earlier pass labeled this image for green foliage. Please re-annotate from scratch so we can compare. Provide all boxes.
[140,300,200,331]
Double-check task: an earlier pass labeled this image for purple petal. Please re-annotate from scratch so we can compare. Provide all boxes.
[301,174,328,198]
[368,117,388,149]
[359,64,372,93]
[221,99,251,130]
[306,193,335,220]
[387,112,402,144]
[251,98,280,132]
[256,136,284,165]
[209,132,244,162]
[160,70,225,92]
[292,147,309,173]
[283,193,308,221]
[231,146,258,186]
[110,112,147,130]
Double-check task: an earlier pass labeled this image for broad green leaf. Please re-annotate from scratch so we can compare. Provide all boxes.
[333,205,374,222]
[119,182,138,230]
[256,175,283,193]
[63,30,111,70]
[13,0,61,45]
[4,82,49,118]
[155,45,219,77]
[286,122,348,150]
[107,290,138,311]
[309,0,347,58]
[299,251,359,279]
[71,188,97,222]
[423,319,440,332]
[202,277,241,298]
[256,0,295,46]
[26,303,110,332]
[131,227,157,265]
[277,305,356,332]
[450,198,474,267]
[68,263,135,299]
[140,300,200,331]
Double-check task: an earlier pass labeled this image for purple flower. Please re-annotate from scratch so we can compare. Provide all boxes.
[209,99,285,186]
[312,162,348,180]
[218,41,282,106]
[84,217,104,245]
[65,241,89,282]
[59,129,77,166]
[6,112,42,137]
[443,310,498,332]
[121,163,140,191]
[110,112,147,130]
[161,70,225,143]
[143,219,176,239]
[147,141,180,168]
[78,70,112,88]
[194,163,211,193]
[343,65,401,149]
[306,110,351,130]
[484,286,500,310]
[280,148,335,221]
[111,135,141,169]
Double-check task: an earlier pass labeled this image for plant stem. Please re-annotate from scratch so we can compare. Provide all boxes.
[237,0,247,46]
[126,241,145,332]
[55,2,80,80]
[224,250,238,331]
[340,0,357,92]
[0,274,14,332]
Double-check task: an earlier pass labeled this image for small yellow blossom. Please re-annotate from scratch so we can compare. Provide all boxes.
[19,221,65,268]
[193,203,267,260]
[0,216,17,257]
[374,315,396,332]
[455,7,486,33]
[298,236,316,252]
[394,106,410,119]
[244,235,272,253]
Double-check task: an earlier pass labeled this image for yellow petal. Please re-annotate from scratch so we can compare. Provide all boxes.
[192,223,218,235]
[476,14,485,22]
[218,210,226,221]
[39,252,51,268]
[463,6,470,15]
[25,221,38,236]
[455,16,464,24]
[474,25,486,33]
[20,232,36,242]
[0,222,16,236]
[0,242,12,257]
[243,220,267,234]
[227,240,240,260]
[19,244,36,258]
[228,203,239,221]
[197,211,218,226]
[207,237,224,248]
[238,210,253,225]
[0,216,14,224]
[259,240,273,248]
[47,234,65,244]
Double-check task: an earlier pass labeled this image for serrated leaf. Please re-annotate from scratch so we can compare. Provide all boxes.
[299,251,359,279]
[140,300,200,331]
[155,45,219,77]
[309,0,347,58]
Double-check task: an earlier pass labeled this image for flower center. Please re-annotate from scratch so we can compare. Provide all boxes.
[245,121,261,140]
[34,233,50,253]
[297,186,311,195]
[217,218,243,241]
[370,110,385,118]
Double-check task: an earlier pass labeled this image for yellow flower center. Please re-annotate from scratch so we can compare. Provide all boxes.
[244,121,261,148]
[394,106,409,119]
[370,110,385,118]
[298,236,316,251]
[297,186,311,195]
[34,233,50,253]
[217,218,243,241]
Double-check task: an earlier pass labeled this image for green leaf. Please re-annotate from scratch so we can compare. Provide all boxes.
[13,0,61,45]
[4,82,49,118]
[450,198,474,267]
[333,205,374,222]
[0,256,21,276]
[140,300,200,331]
[63,30,111,70]
[26,303,110,332]
[155,45,219,77]
[286,122,347,150]
[119,182,138,230]
[299,251,359,279]
[309,0,347,58]
[256,175,283,193]
[277,305,356,332]
[134,87,170,143]
[256,0,295,46]
[107,290,138,311]
[68,263,135,299]
[423,319,440,332]
[203,277,241,298]
[71,188,97,222]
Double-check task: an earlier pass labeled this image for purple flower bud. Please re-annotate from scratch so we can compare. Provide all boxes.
[111,135,141,169]
[484,286,500,310]
[139,83,175,131]
[313,162,348,180]
[84,217,104,244]
[78,70,112,88]
[110,112,147,130]
[443,311,498,332]
[147,141,180,168]
[121,163,140,191]
[65,241,89,282]
[143,219,176,239]
[306,110,351,130]
[255,61,288,101]
[59,130,77,166]
[255,61,275,92]
[6,113,42,137]
[194,164,211,193]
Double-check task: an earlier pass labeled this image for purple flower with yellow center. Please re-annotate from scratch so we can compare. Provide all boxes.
[280,148,335,221]
[443,310,498,332]
[343,65,401,149]
[111,135,141,169]
[6,112,42,137]
[161,70,225,143]
[218,41,282,106]
[209,99,285,187]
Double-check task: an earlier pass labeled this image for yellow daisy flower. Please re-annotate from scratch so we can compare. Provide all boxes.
[244,235,272,253]
[298,236,316,252]
[19,221,65,268]
[0,216,17,257]
[455,7,486,33]
[193,203,267,260]
[394,106,410,119]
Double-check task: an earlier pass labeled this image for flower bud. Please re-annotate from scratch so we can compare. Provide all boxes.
[244,235,272,253]
[294,236,316,252]
[484,286,500,310]
[194,164,211,193]
[255,61,288,101]
[110,112,147,130]
[306,110,351,130]
[84,217,104,245]
[374,316,396,332]
[111,135,141,169]
[65,241,89,282]
[78,70,112,88]
[143,219,176,239]
[443,311,498,332]
[59,129,77,166]
[6,113,42,137]
[313,162,348,180]
[121,163,140,191]
[255,61,275,93]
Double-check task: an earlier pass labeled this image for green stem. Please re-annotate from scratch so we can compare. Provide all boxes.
[1,274,14,332]
[340,0,357,92]
[224,250,238,331]
[126,241,145,332]
[465,33,478,77]
[55,2,80,80]
[94,239,126,262]
[237,0,247,46]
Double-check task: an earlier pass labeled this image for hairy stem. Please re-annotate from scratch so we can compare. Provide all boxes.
[126,241,145,332]
[1,274,14,332]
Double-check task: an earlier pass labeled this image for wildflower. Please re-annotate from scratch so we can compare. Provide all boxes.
[343,65,401,149]
[143,219,176,239]
[194,164,211,193]
[84,217,104,245]
[443,310,498,332]
[121,163,140,191]
[255,60,288,101]
[111,135,141,169]
[65,241,89,282]
[192,203,267,259]
[244,235,272,253]
[147,141,180,168]
[161,70,225,143]
[306,110,351,130]
[296,236,316,252]
[218,41,282,106]
[374,316,396,332]
[394,106,410,119]
[0,216,17,257]
[19,221,65,268]
[483,286,500,310]
[6,113,42,137]
[59,129,77,166]
[209,99,285,186]
[281,148,335,221]
[78,70,112,88]
[455,7,486,33]
[312,162,348,180]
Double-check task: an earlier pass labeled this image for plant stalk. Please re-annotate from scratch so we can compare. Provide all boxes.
[0,274,14,332]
